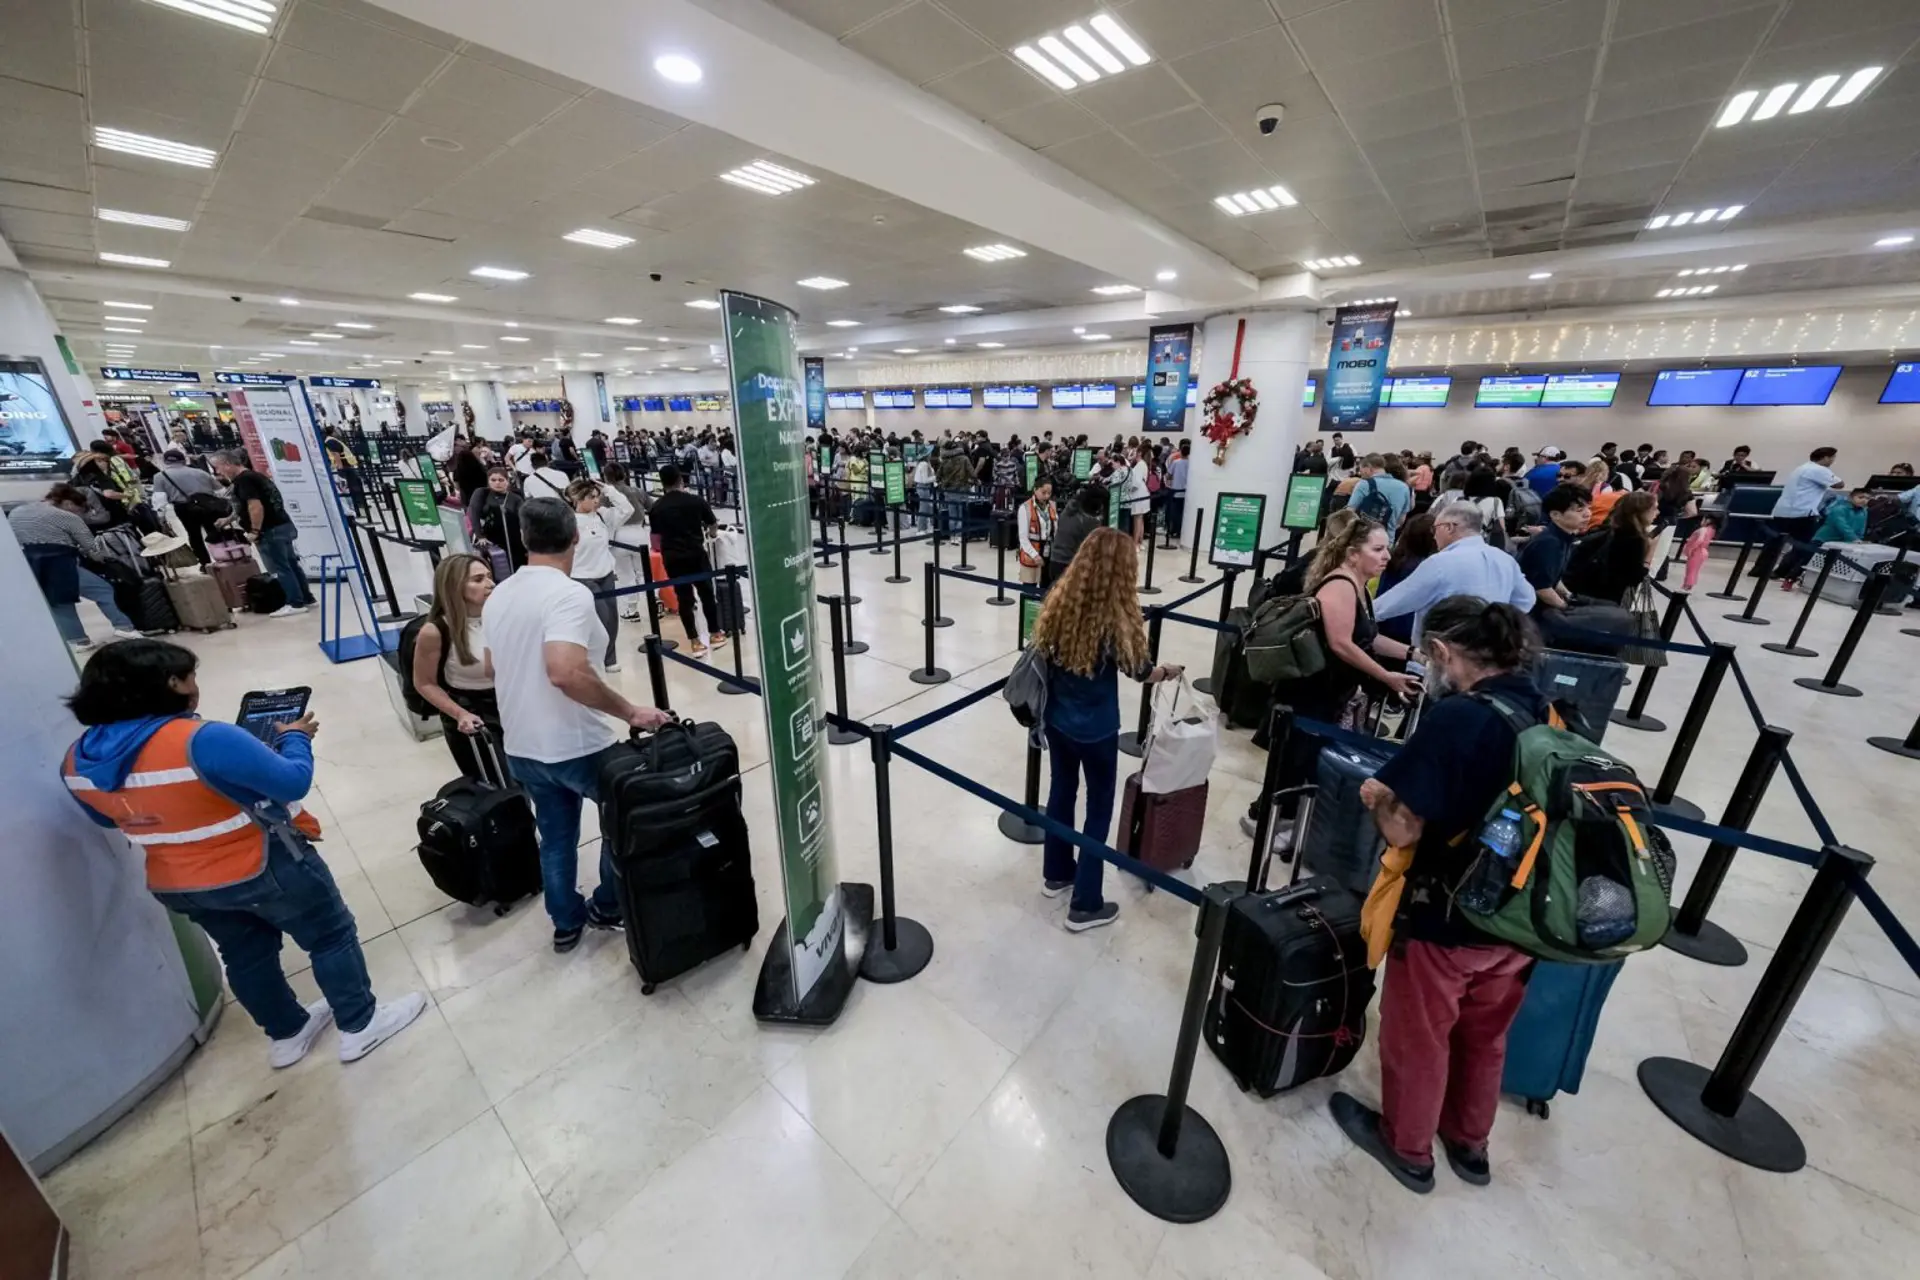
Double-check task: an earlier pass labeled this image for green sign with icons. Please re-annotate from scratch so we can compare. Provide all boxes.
[884,459,906,507]
[1019,592,1042,650]
[1025,453,1039,489]
[395,478,440,533]
[1107,481,1123,528]
[817,444,831,475]
[418,454,442,490]
[1071,447,1094,481]
[868,450,886,490]
[1282,473,1326,531]
[1209,491,1267,569]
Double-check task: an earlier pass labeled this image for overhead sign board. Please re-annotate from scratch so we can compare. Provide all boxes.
[214,371,298,385]
[100,366,199,383]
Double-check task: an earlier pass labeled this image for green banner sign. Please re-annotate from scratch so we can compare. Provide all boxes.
[418,454,442,490]
[1107,481,1123,528]
[1282,473,1325,531]
[884,459,906,507]
[721,291,846,1013]
[1019,592,1041,650]
[395,478,439,532]
[868,450,886,490]
[1210,491,1266,569]
[1025,453,1039,489]
[817,445,831,476]
[1071,447,1094,481]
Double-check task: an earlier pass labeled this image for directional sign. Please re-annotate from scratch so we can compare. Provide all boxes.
[214,371,298,385]
[100,366,199,382]
[309,376,383,389]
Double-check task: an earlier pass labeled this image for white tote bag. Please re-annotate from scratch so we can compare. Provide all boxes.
[709,525,749,569]
[1139,678,1219,796]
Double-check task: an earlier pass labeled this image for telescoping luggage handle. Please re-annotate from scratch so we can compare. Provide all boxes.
[467,723,512,790]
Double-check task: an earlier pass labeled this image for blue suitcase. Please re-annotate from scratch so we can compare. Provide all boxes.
[1293,741,1392,898]
[1501,959,1622,1117]
[1533,649,1626,744]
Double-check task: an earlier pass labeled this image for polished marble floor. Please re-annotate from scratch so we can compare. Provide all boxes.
[43,535,1920,1279]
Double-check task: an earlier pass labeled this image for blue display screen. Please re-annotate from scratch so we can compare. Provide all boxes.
[1880,363,1920,404]
[1732,365,1842,406]
[1302,379,1316,407]
[1475,375,1547,407]
[1083,383,1116,408]
[1381,375,1451,407]
[667,396,693,412]
[1011,386,1039,408]
[1647,368,1742,406]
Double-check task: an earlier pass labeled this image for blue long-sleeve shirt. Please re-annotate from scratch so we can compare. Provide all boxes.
[1372,537,1536,647]
[67,714,314,827]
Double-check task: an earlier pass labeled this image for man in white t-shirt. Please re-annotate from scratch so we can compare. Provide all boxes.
[507,435,533,477]
[484,496,669,951]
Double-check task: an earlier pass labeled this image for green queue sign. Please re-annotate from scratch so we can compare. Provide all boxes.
[1282,473,1325,531]
[884,459,906,507]
[1209,492,1267,570]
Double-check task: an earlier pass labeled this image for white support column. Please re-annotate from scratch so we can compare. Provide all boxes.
[395,383,429,435]
[460,380,512,441]
[559,370,614,450]
[1182,310,1316,552]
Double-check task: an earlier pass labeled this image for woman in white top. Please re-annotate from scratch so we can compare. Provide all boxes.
[412,553,500,782]
[1121,444,1153,545]
[564,477,634,672]
[912,452,937,529]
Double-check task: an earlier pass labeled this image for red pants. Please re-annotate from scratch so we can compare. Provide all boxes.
[1378,939,1532,1167]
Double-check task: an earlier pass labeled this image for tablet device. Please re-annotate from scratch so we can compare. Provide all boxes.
[236,687,311,743]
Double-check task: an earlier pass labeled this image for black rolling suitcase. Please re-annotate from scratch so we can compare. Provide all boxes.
[711,571,747,635]
[245,573,287,614]
[1293,741,1392,897]
[114,576,181,634]
[597,719,758,994]
[1207,607,1271,730]
[416,730,541,914]
[1534,649,1626,744]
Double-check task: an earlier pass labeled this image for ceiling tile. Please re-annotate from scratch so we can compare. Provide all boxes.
[1155,137,1263,186]
[89,37,252,141]
[929,0,1101,48]
[264,12,451,115]
[842,2,998,85]
[1343,87,1461,144]
[1746,23,1920,78]
[240,81,392,161]
[536,96,680,155]
[1458,49,1598,116]
[1447,0,1568,23]
[1605,8,1777,87]
[1590,58,1747,124]
[1452,1,1606,79]
[1069,65,1199,128]
[1110,0,1283,63]
[1122,106,1233,156]
[1314,41,1453,111]
[769,0,914,38]
[1613,0,1780,40]
[0,180,89,217]
[1364,121,1470,168]
[1,1,75,93]
[1469,97,1590,149]
[1039,130,1171,186]
[1474,131,1580,174]
[991,98,1105,149]
[306,0,461,48]
[1770,0,1918,45]
[925,56,1058,120]
[1479,157,1580,191]
[1288,0,1443,68]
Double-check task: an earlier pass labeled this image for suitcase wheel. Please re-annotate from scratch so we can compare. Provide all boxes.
[641,982,658,996]
[742,940,752,952]
[1525,1098,1550,1120]
[492,903,510,918]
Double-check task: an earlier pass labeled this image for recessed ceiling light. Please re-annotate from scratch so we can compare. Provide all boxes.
[307,332,344,340]
[501,335,530,343]
[460,343,486,349]
[1716,66,1880,126]
[142,0,279,34]
[1072,326,1086,334]
[604,316,642,325]
[977,341,1005,348]
[97,208,191,231]
[409,292,457,303]
[578,352,603,358]
[1875,234,1914,247]
[288,339,319,346]
[1080,332,1112,341]
[103,326,143,334]
[427,349,455,355]
[564,228,636,249]
[1156,269,1178,282]
[894,347,919,354]
[680,366,699,372]
[1529,271,1553,279]
[1396,310,1411,317]
[99,252,170,268]
[103,314,148,323]
[334,321,374,330]
[797,277,849,290]
[101,300,152,310]
[92,126,216,168]
[1012,14,1152,90]
[1213,185,1298,217]
[686,299,720,310]
[1646,205,1741,229]
[654,54,702,84]
[719,160,815,195]
[939,304,982,314]
[1302,256,1362,270]
[470,266,529,281]
[964,244,1026,262]
[1091,284,1139,295]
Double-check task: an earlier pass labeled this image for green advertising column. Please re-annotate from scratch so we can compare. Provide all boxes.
[722,292,873,1026]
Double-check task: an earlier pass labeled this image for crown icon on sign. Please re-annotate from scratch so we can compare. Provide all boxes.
[790,630,805,654]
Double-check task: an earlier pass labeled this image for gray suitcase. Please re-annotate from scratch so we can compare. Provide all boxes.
[1292,741,1392,898]
[163,569,234,632]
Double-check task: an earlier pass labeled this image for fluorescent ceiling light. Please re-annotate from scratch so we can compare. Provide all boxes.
[826,319,861,328]
[1875,234,1914,247]
[1829,66,1882,107]
[654,54,702,84]
[288,340,319,346]
[1091,284,1139,295]
[470,266,529,280]
[964,243,1026,262]
[1751,83,1797,121]
[604,316,642,325]
[1716,90,1760,127]
[460,343,486,349]
[142,0,278,34]
[1719,67,1880,126]
[1718,206,1742,220]
[1647,206,1741,229]
[1302,256,1362,270]
[563,228,635,249]
[1013,14,1152,90]
[427,349,455,355]
[1080,332,1111,341]
[1529,271,1553,279]
[1215,184,1297,217]
[500,335,530,342]
[1073,327,1086,334]
[797,277,848,290]
[977,341,1005,348]
[278,297,301,306]
[103,326,144,334]
[103,315,147,323]
[685,299,721,309]
[1156,269,1178,282]
[719,160,815,195]
[1090,14,1151,65]
[334,321,374,330]
[1013,46,1078,91]
[1789,74,1841,114]
[625,346,647,351]
[1647,215,1671,229]
[409,292,457,303]
[1038,35,1099,83]
[306,332,344,340]
[101,301,152,310]
[939,304,982,313]
[894,348,919,354]
[1063,25,1124,75]
[99,252,169,268]
[97,208,190,231]
[92,126,216,168]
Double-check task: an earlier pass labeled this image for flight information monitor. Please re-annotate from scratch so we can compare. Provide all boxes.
[1647,368,1742,406]
[1879,363,1920,404]
[1475,374,1547,407]
[1731,365,1842,406]
[1381,375,1451,407]
[1541,372,1621,407]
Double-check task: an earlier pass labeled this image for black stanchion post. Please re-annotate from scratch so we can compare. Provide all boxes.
[1724,538,1782,625]
[717,567,758,696]
[838,550,867,651]
[1793,568,1888,698]
[643,634,671,712]
[1107,881,1233,1223]
[1876,545,1910,616]
[909,562,950,685]
[365,534,403,620]
[635,540,678,652]
[955,505,975,572]
[987,514,1014,607]
[1764,549,1834,657]
[869,500,887,555]
[816,496,834,568]
[859,725,935,983]
[1191,569,1238,696]
[1179,505,1207,584]
[930,534,953,627]
[1708,536,1755,601]
[825,596,861,746]
[1639,844,1874,1172]
[1139,510,1162,595]
[1244,706,1293,890]
[1868,708,1920,760]
[886,508,909,584]
[1611,589,1690,732]
[998,739,1046,844]
[1663,725,1792,967]
[1120,609,1164,758]
[1650,642,1733,822]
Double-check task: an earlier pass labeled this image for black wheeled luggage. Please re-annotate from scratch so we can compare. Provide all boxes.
[1294,741,1392,897]
[114,577,180,634]
[245,573,287,614]
[1207,607,1270,730]
[416,731,541,914]
[1533,648,1626,744]
[597,719,758,994]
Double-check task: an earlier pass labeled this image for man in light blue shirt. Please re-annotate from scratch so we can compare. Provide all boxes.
[1768,446,1842,586]
[1372,504,1535,646]
[1346,453,1412,539]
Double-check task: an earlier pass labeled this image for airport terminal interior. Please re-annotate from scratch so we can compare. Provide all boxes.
[7,1,1920,1278]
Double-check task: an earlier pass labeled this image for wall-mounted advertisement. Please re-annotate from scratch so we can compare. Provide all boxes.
[804,356,827,430]
[1142,323,1195,432]
[1319,303,1397,432]
[229,386,346,572]
[0,357,80,476]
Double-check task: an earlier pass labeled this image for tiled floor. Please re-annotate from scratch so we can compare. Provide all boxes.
[43,537,1920,1279]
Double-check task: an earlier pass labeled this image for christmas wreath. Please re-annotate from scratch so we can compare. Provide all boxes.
[1201,376,1258,464]
[560,400,575,428]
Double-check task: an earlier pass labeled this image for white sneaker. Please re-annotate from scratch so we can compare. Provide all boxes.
[69,639,96,653]
[604,661,622,674]
[268,604,306,618]
[338,992,427,1063]
[709,633,731,649]
[689,644,710,660]
[267,1000,334,1069]
[112,628,144,640]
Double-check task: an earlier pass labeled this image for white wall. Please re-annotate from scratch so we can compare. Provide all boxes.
[1301,364,1920,477]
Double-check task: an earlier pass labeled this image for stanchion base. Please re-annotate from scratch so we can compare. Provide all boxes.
[1661,916,1749,967]
[885,575,911,585]
[1706,591,1744,601]
[1608,710,1667,733]
[1903,628,1920,638]
[932,616,954,628]
[841,640,870,655]
[954,561,976,572]
[860,916,933,984]
[909,667,951,685]
[869,546,889,556]
[1637,1057,1806,1173]
[827,724,863,746]
[1139,585,1164,596]
[1654,794,1706,822]
[651,636,680,652]
[717,677,760,697]
[985,596,1016,607]
[754,883,873,1026]
[997,810,1045,845]
[1867,735,1920,760]
[1119,731,1144,759]
[1722,613,1771,626]
[1761,643,1818,657]
[1106,1095,1231,1224]
[1192,677,1215,695]
[844,594,863,606]
[1793,676,1862,698]
[1177,575,1205,585]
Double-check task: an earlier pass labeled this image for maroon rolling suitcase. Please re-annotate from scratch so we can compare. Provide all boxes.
[1117,772,1208,872]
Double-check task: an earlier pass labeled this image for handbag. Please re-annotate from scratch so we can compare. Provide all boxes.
[1241,593,1329,684]
[1620,581,1668,668]
[1138,678,1219,796]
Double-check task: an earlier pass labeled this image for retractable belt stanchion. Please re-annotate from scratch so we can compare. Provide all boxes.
[998,739,1046,844]
[909,562,951,685]
[858,725,934,983]
[1191,569,1239,696]
[1763,548,1835,657]
[1107,881,1233,1223]
[825,597,862,746]
[1663,725,1792,967]
[816,496,834,569]
[365,532,403,621]
[869,500,887,555]
[1120,608,1164,758]
[886,508,910,584]
[987,514,1015,607]
[837,549,867,652]
[930,535,953,627]
[715,566,758,696]
[1244,707,1294,889]
[1639,844,1874,1172]
[1649,641,1733,822]
[1708,535,1757,601]
[1139,510,1162,596]
[1611,589,1689,732]
[643,634,671,712]
[1724,538,1782,625]
[1179,505,1208,585]
[635,537,677,652]
[954,502,975,572]
[1793,568,1890,698]
[1868,708,1920,760]
[1875,546,1910,616]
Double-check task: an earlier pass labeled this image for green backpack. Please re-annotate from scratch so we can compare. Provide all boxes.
[1452,694,1673,963]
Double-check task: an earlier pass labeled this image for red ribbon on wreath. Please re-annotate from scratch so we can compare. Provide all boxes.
[1202,376,1259,464]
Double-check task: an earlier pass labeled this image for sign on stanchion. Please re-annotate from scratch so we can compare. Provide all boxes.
[1210,493,1266,571]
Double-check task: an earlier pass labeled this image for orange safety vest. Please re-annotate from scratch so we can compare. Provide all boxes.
[1018,498,1057,568]
[62,719,321,893]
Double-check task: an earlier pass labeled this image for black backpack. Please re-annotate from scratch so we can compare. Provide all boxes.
[396,616,448,718]
[1351,476,1394,527]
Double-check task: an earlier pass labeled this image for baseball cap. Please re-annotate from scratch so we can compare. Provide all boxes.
[1537,446,1565,460]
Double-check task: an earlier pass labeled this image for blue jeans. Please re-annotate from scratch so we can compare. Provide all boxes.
[508,745,624,932]
[256,523,313,606]
[915,483,936,530]
[50,566,136,642]
[1043,727,1116,912]
[155,835,375,1039]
